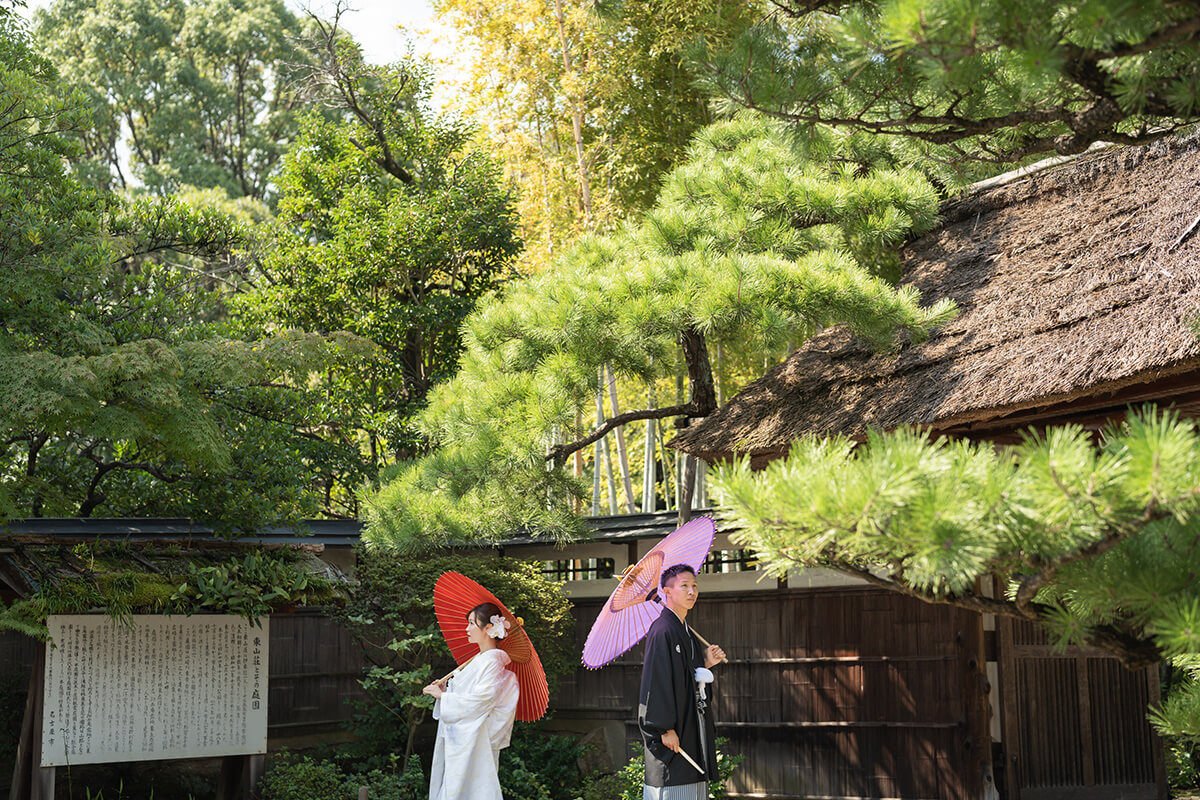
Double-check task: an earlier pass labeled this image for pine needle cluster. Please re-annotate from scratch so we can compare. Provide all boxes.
[692,0,1200,185]
[712,408,1200,727]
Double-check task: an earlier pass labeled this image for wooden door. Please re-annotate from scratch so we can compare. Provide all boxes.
[996,617,1166,800]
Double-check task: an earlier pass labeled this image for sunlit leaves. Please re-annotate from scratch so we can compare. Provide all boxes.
[713,408,1200,685]
[366,116,952,548]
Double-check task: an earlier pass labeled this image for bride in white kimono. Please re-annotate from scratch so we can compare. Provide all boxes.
[423,602,520,800]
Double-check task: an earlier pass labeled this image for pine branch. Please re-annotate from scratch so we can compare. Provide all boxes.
[829,559,1161,669]
[546,402,696,468]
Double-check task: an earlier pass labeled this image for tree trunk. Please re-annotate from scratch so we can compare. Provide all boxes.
[678,452,697,526]
[680,326,717,417]
[551,0,594,226]
[591,387,603,515]
[642,385,657,513]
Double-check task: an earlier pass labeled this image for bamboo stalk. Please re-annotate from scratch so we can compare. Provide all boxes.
[592,387,602,515]
[642,385,656,512]
[606,365,636,512]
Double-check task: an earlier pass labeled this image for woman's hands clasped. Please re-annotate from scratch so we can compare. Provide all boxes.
[422,677,448,699]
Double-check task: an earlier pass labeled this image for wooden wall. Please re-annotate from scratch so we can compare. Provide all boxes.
[558,587,990,800]
[266,610,367,740]
[0,592,1167,800]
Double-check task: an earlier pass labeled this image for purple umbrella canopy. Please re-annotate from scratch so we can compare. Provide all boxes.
[582,516,717,669]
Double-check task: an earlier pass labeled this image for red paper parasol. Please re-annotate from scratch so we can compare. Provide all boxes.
[582,516,717,669]
[433,571,549,722]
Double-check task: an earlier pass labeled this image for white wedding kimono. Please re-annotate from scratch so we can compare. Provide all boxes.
[430,648,520,800]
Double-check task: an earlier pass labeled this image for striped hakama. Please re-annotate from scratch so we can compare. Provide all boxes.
[643,781,707,800]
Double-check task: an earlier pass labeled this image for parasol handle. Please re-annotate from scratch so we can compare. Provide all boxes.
[675,746,707,779]
[691,628,727,664]
[437,654,475,685]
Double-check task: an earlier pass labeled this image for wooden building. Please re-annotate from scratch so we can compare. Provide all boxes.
[661,133,1200,799]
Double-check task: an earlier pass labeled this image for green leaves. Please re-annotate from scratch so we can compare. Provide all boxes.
[713,407,1200,665]
[366,115,952,546]
[169,550,335,622]
[34,0,308,199]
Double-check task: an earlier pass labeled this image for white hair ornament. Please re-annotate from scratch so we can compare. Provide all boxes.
[488,614,512,639]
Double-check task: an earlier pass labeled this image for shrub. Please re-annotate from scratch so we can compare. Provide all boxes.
[261,753,424,800]
[260,756,345,800]
[338,547,573,767]
[499,725,586,800]
[578,740,743,800]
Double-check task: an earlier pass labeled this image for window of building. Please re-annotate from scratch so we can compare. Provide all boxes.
[542,557,616,581]
[702,549,758,573]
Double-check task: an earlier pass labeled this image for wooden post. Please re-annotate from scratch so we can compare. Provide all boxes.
[217,755,245,800]
[996,614,1022,800]
[29,644,52,800]
[1148,664,1169,800]
[358,787,369,800]
[245,754,266,799]
[7,644,38,800]
[9,642,49,800]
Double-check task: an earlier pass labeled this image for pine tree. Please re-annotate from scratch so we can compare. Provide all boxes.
[363,116,955,548]
[693,0,1200,183]
[711,410,1200,736]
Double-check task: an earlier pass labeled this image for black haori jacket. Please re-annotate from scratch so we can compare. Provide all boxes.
[637,608,719,786]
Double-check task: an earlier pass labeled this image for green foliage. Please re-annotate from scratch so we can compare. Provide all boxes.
[577,740,742,800]
[338,549,573,766]
[0,11,376,529]
[261,753,425,800]
[365,115,953,547]
[500,726,586,800]
[170,550,336,621]
[694,0,1200,183]
[0,546,334,637]
[261,756,346,800]
[713,408,1200,670]
[436,0,758,269]
[230,48,522,515]
[34,0,309,198]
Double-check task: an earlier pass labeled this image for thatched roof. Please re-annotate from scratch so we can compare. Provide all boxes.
[673,133,1200,464]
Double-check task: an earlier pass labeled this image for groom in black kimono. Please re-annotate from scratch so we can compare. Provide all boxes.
[638,563,726,800]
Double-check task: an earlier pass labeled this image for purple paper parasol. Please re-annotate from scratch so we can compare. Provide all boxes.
[582,516,717,669]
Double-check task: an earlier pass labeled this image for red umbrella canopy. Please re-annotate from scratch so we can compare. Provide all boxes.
[433,571,549,722]
[582,516,717,669]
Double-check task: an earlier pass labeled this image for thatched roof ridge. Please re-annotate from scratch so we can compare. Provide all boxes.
[673,133,1200,462]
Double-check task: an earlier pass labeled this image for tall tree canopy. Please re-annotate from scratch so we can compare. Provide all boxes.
[364,116,954,547]
[434,0,757,269]
[231,20,523,515]
[694,0,1200,180]
[34,0,307,198]
[0,10,367,529]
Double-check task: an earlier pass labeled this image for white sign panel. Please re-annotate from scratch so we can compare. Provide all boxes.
[41,614,268,767]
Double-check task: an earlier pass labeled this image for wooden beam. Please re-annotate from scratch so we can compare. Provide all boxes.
[7,643,39,800]
[941,375,1200,438]
[996,612,1023,800]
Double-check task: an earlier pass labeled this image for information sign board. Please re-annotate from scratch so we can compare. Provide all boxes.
[41,614,268,767]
